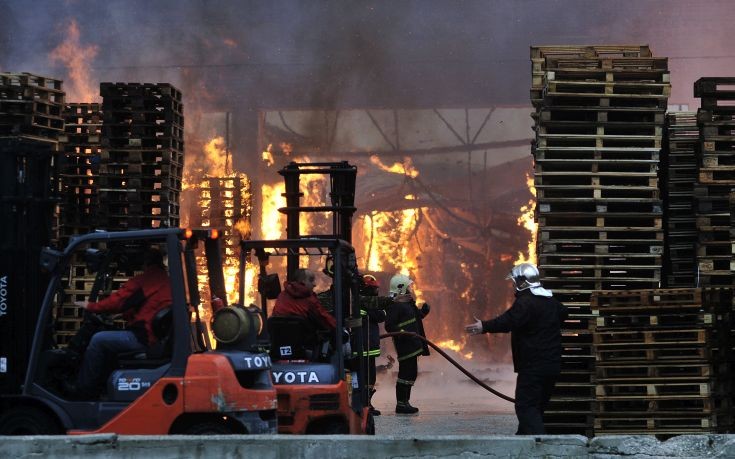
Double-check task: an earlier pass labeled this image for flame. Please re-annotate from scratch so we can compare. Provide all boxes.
[435,339,473,360]
[370,155,419,178]
[514,173,537,265]
[262,143,275,166]
[48,19,99,102]
[261,182,286,239]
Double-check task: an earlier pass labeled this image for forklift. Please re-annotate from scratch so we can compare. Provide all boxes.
[0,228,277,435]
[239,161,374,434]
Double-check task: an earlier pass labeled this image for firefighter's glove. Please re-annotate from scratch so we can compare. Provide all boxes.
[420,303,430,316]
[465,316,484,335]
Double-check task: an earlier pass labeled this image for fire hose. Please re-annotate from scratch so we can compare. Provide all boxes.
[379,331,516,403]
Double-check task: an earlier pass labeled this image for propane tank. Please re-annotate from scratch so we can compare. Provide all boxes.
[210,304,263,351]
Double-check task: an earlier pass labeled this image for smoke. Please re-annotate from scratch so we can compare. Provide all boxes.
[5,0,735,363]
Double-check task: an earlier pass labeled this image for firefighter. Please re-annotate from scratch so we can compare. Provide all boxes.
[65,247,172,397]
[359,274,391,416]
[384,273,430,414]
[465,262,568,435]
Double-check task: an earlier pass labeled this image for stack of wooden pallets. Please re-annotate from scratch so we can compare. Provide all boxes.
[191,175,252,304]
[0,72,65,145]
[662,112,699,287]
[98,83,184,230]
[694,78,735,288]
[57,103,102,247]
[591,288,732,437]
[531,45,670,436]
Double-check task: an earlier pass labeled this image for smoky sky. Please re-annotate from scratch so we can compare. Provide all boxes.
[2,0,735,158]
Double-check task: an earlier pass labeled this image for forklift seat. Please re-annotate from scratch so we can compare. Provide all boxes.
[267,316,325,361]
[117,306,173,368]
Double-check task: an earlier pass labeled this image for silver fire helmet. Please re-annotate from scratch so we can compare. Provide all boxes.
[506,263,541,291]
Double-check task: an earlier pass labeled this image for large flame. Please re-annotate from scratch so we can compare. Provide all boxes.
[261,182,286,240]
[369,155,419,178]
[361,154,425,301]
[514,173,537,265]
[48,19,99,102]
[435,338,474,360]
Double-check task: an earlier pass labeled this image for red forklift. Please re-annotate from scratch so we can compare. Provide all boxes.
[0,228,277,435]
[239,161,374,434]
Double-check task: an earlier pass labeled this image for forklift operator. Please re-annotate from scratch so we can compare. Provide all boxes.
[271,268,336,334]
[64,247,172,397]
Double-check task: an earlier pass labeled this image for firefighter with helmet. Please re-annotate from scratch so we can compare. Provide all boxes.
[358,274,391,415]
[465,262,567,434]
[384,273,430,414]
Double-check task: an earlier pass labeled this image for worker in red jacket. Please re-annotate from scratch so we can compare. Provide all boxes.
[272,268,336,333]
[65,248,172,397]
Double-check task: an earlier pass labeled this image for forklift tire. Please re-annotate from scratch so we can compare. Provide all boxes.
[0,406,62,435]
[181,421,233,435]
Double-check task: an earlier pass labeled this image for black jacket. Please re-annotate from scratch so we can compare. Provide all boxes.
[482,289,567,374]
[385,299,430,361]
[360,295,390,355]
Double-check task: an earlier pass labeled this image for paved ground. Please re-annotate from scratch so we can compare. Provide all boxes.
[370,356,519,435]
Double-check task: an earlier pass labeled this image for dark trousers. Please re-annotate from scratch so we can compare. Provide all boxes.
[514,371,558,435]
[397,356,418,384]
[77,331,146,393]
[367,356,377,387]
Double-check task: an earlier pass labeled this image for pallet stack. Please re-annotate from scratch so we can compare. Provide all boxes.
[591,288,732,436]
[531,45,670,436]
[98,83,184,230]
[694,78,735,288]
[0,72,65,145]
[662,112,699,287]
[193,174,252,306]
[57,103,102,247]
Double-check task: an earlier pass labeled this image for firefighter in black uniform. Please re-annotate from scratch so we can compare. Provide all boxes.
[384,273,430,414]
[465,262,568,435]
[358,274,391,416]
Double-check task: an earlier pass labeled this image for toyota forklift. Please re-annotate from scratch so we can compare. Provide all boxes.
[239,161,374,434]
[0,228,277,435]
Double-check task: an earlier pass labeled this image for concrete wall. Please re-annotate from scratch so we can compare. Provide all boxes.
[3,434,735,458]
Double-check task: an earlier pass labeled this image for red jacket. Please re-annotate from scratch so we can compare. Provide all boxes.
[87,266,172,346]
[272,281,336,331]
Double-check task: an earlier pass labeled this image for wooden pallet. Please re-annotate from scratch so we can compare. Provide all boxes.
[541,240,664,255]
[100,149,183,165]
[536,135,662,150]
[593,312,718,330]
[539,215,662,229]
[594,414,727,432]
[537,200,661,214]
[595,344,719,363]
[595,396,728,413]
[595,380,716,398]
[536,185,660,200]
[595,362,722,380]
[594,328,713,346]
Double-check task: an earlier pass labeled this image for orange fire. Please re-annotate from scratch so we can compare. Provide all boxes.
[360,154,425,301]
[48,19,99,102]
[369,155,419,178]
[514,173,537,265]
[435,338,474,360]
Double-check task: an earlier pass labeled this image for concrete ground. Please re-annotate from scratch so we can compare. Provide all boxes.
[370,356,519,435]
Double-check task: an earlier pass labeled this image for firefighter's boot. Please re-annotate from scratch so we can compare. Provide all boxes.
[395,383,418,414]
[369,387,381,416]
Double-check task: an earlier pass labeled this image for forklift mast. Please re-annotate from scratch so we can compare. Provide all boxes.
[278,161,357,280]
[274,161,369,423]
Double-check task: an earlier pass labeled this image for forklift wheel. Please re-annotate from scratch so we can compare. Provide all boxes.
[181,421,233,435]
[0,406,62,435]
